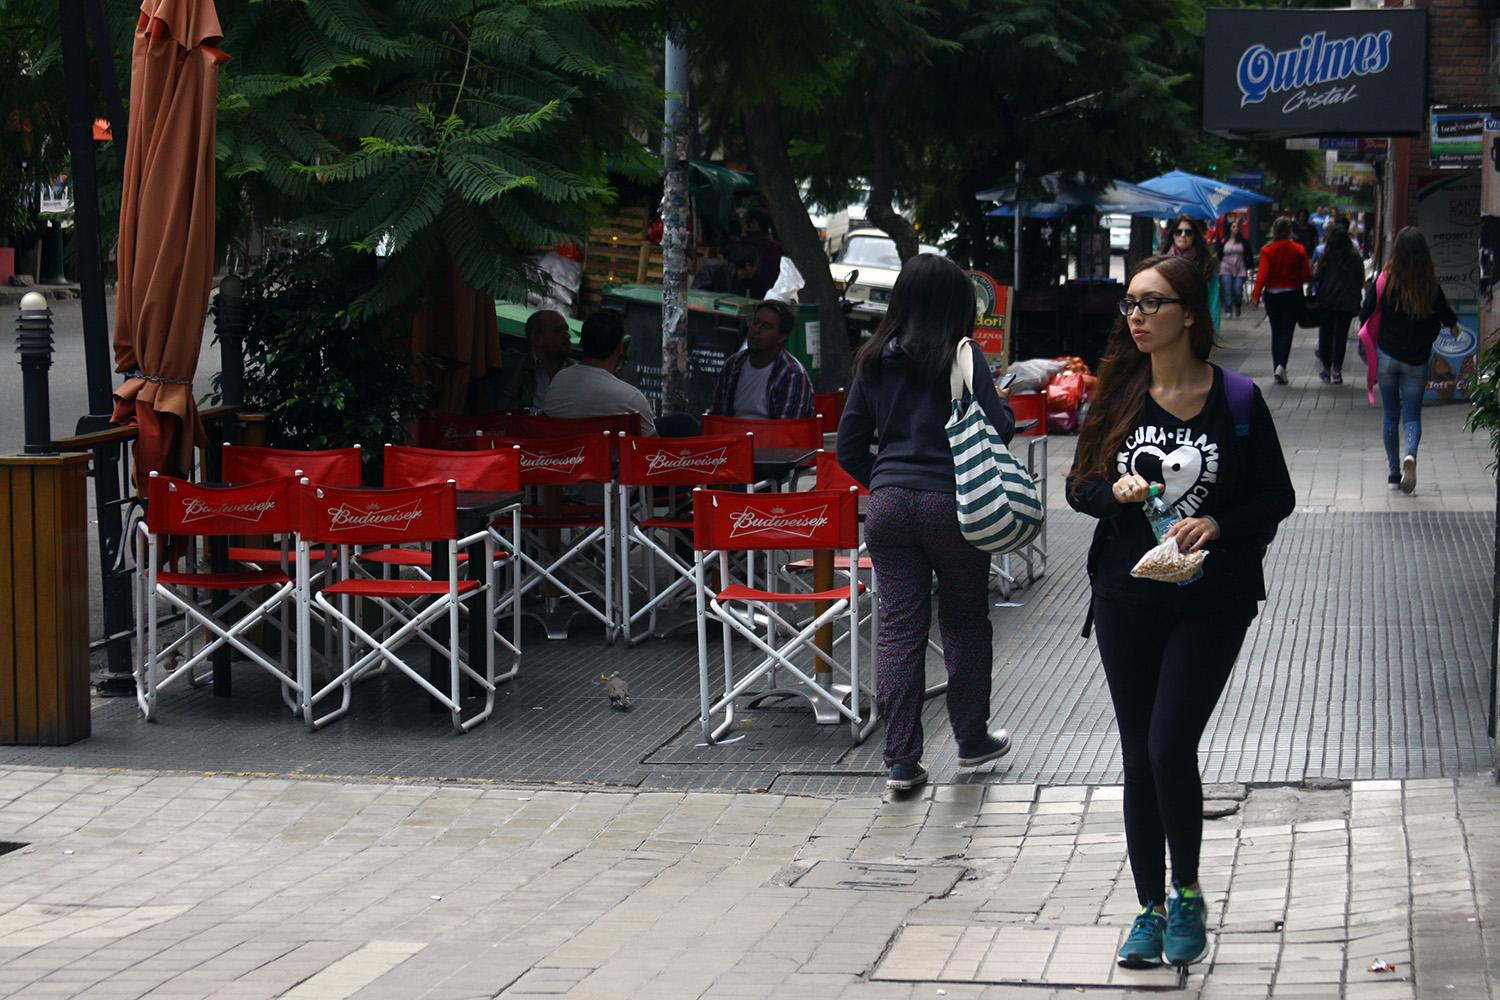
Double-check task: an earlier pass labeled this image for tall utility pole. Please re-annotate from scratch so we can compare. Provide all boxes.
[660,34,690,416]
[59,0,134,691]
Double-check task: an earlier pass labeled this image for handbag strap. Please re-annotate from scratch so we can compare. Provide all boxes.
[949,338,977,401]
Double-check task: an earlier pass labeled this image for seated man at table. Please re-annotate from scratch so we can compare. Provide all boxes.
[709,299,815,420]
[494,309,573,412]
[542,309,657,435]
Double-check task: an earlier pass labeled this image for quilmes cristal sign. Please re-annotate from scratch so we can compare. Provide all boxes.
[1236,31,1390,111]
[1204,8,1426,137]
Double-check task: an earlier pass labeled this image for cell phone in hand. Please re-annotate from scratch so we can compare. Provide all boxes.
[997,371,1017,391]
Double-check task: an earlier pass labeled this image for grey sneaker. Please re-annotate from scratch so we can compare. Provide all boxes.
[1274,365,1288,385]
[1400,454,1416,494]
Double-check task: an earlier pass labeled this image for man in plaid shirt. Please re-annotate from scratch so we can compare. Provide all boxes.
[709,300,815,419]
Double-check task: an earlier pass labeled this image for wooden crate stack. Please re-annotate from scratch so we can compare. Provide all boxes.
[579,206,656,315]
[578,205,711,316]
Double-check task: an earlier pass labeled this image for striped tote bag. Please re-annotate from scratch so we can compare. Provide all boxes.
[944,339,1044,553]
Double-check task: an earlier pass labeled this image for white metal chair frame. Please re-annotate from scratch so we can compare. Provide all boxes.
[692,487,876,745]
[133,474,303,721]
[295,482,497,733]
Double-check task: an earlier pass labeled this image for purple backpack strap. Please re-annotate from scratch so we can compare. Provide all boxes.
[1223,369,1254,438]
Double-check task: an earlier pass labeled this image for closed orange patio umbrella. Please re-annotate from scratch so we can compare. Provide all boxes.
[111,0,227,479]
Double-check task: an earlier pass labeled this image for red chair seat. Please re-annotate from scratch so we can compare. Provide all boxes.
[638,516,693,531]
[229,545,327,563]
[322,578,482,598]
[156,569,290,588]
[785,555,874,571]
[716,582,866,604]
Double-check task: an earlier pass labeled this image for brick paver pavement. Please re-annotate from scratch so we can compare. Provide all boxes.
[0,767,1497,998]
[1,310,1497,998]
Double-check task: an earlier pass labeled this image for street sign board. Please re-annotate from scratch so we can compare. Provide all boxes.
[1429,106,1489,169]
[1204,8,1428,137]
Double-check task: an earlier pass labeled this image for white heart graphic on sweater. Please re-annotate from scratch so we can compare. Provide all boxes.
[1130,444,1205,507]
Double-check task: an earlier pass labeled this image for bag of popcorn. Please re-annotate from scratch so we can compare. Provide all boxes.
[1129,537,1208,584]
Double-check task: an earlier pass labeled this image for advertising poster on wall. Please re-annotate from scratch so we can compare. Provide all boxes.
[1429,106,1487,169]
[1414,172,1481,399]
[965,269,1013,366]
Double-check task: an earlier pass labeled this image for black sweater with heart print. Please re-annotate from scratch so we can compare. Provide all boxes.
[1066,366,1295,618]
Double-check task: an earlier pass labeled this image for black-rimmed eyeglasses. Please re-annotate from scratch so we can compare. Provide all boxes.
[1118,296,1185,316]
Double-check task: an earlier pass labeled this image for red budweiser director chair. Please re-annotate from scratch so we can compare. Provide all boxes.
[692,487,876,744]
[134,474,304,721]
[615,433,755,644]
[295,481,497,732]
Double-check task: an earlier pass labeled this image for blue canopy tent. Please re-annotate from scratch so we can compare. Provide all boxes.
[976,173,1189,303]
[1136,170,1271,220]
[976,172,1191,218]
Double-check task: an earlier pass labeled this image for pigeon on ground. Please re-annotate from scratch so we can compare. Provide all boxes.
[606,675,631,711]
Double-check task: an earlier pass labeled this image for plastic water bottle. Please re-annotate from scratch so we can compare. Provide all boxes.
[1142,485,1202,584]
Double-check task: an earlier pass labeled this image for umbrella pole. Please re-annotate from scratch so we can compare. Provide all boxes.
[1013,160,1022,366]
[59,0,135,692]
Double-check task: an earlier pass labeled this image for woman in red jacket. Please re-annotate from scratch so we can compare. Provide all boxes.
[1250,216,1312,385]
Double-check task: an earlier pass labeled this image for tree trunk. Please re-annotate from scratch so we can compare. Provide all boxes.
[865,62,918,263]
[744,96,849,388]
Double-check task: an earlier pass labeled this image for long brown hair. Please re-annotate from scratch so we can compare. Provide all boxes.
[1383,226,1440,319]
[1067,255,1215,493]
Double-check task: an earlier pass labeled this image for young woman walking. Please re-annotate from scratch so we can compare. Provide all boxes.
[1067,255,1294,969]
[1251,216,1311,385]
[1165,215,1220,334]
[1310,224,1364,384]
[837,254,1016,791]
[1214,218,1251,320]
[1360,226,1459,494]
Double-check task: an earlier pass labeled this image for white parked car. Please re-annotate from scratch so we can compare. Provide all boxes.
[1101,215,1131,253]
[828,229,945,332]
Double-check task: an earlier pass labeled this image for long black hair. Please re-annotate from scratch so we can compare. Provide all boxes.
[853,253,977,387]
[1068,255,1214,492]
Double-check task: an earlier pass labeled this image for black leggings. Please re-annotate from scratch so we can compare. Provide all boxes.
[1317,310,1355,372]
[1263,289,1302,370]
[1092,595,1249,907]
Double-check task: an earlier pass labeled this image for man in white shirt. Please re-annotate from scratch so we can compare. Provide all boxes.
[542,310,657,435]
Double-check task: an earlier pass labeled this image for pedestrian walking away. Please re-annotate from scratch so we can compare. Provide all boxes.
[1359,225,1459,495]
[1066,255,1295,970]
[1250,215,1311,385]
[1310,223,1363,384]
[837,253,1016,793]
[1213,217,1251,320]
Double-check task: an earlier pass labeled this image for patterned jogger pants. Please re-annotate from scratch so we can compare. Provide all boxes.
[864,486,995,767]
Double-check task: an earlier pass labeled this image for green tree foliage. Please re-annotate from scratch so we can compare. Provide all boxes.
[218,244,432,450]
[0,1,77,246]
[216,0,659,319]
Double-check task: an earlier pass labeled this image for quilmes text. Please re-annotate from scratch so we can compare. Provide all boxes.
[1237,30,1391,109]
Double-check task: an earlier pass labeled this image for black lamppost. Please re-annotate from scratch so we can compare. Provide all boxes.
[16,291,55,455]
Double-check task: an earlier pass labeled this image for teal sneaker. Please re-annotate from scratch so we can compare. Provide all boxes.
[1163,882,1209,966]
[1116,906,1166,968]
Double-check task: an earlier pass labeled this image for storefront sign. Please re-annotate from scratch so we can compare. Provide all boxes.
[1430,107,1488,169]
[964,270,1013,364]
[1204,8,1428,137]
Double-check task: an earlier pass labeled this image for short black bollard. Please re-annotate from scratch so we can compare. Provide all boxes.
[16,291,56,455]
[213,274,246,408]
